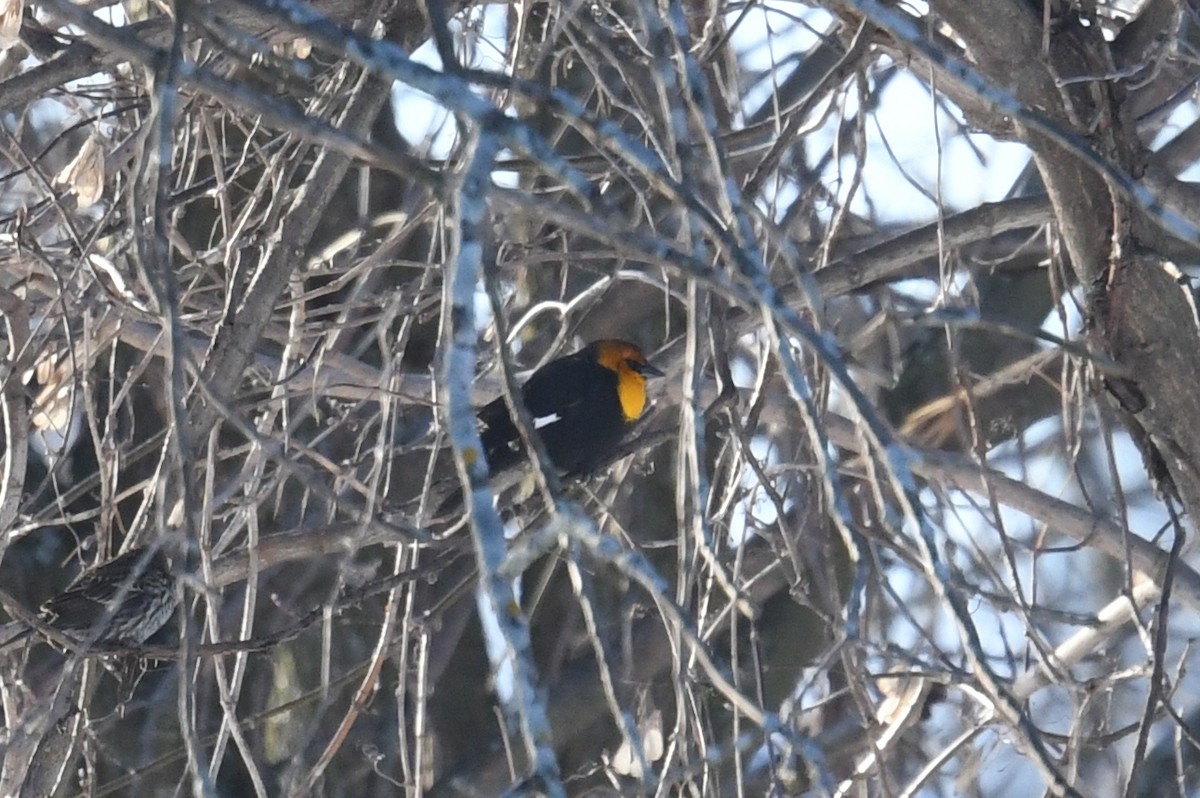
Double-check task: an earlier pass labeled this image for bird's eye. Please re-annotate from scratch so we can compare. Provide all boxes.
[626,358,639,371]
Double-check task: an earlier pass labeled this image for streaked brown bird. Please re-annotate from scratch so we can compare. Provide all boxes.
[5,546,177,648]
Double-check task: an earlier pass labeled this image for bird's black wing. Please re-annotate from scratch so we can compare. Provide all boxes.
[518,352,622,474]
[518,352,596,428]
[476,352,598,472]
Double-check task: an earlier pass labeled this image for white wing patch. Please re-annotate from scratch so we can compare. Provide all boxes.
[533,413,561,430]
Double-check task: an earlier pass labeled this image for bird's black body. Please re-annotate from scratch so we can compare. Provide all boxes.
[434,339,662,517]
[479,345,629,476]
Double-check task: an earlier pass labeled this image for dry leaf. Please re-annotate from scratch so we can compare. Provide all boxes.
[0,0,23,52]
[54,130,105,209]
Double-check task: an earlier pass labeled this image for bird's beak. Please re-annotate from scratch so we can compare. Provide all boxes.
[636,361,665,378]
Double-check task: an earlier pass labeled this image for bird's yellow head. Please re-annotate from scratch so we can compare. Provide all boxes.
[592,339,665,421]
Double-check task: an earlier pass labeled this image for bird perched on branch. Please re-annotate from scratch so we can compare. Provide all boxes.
[479,339,665,476]
[440,339,664,514]
[2,546,177,649]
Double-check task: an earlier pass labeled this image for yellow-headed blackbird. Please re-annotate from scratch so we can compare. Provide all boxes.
[478,339,664,477]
